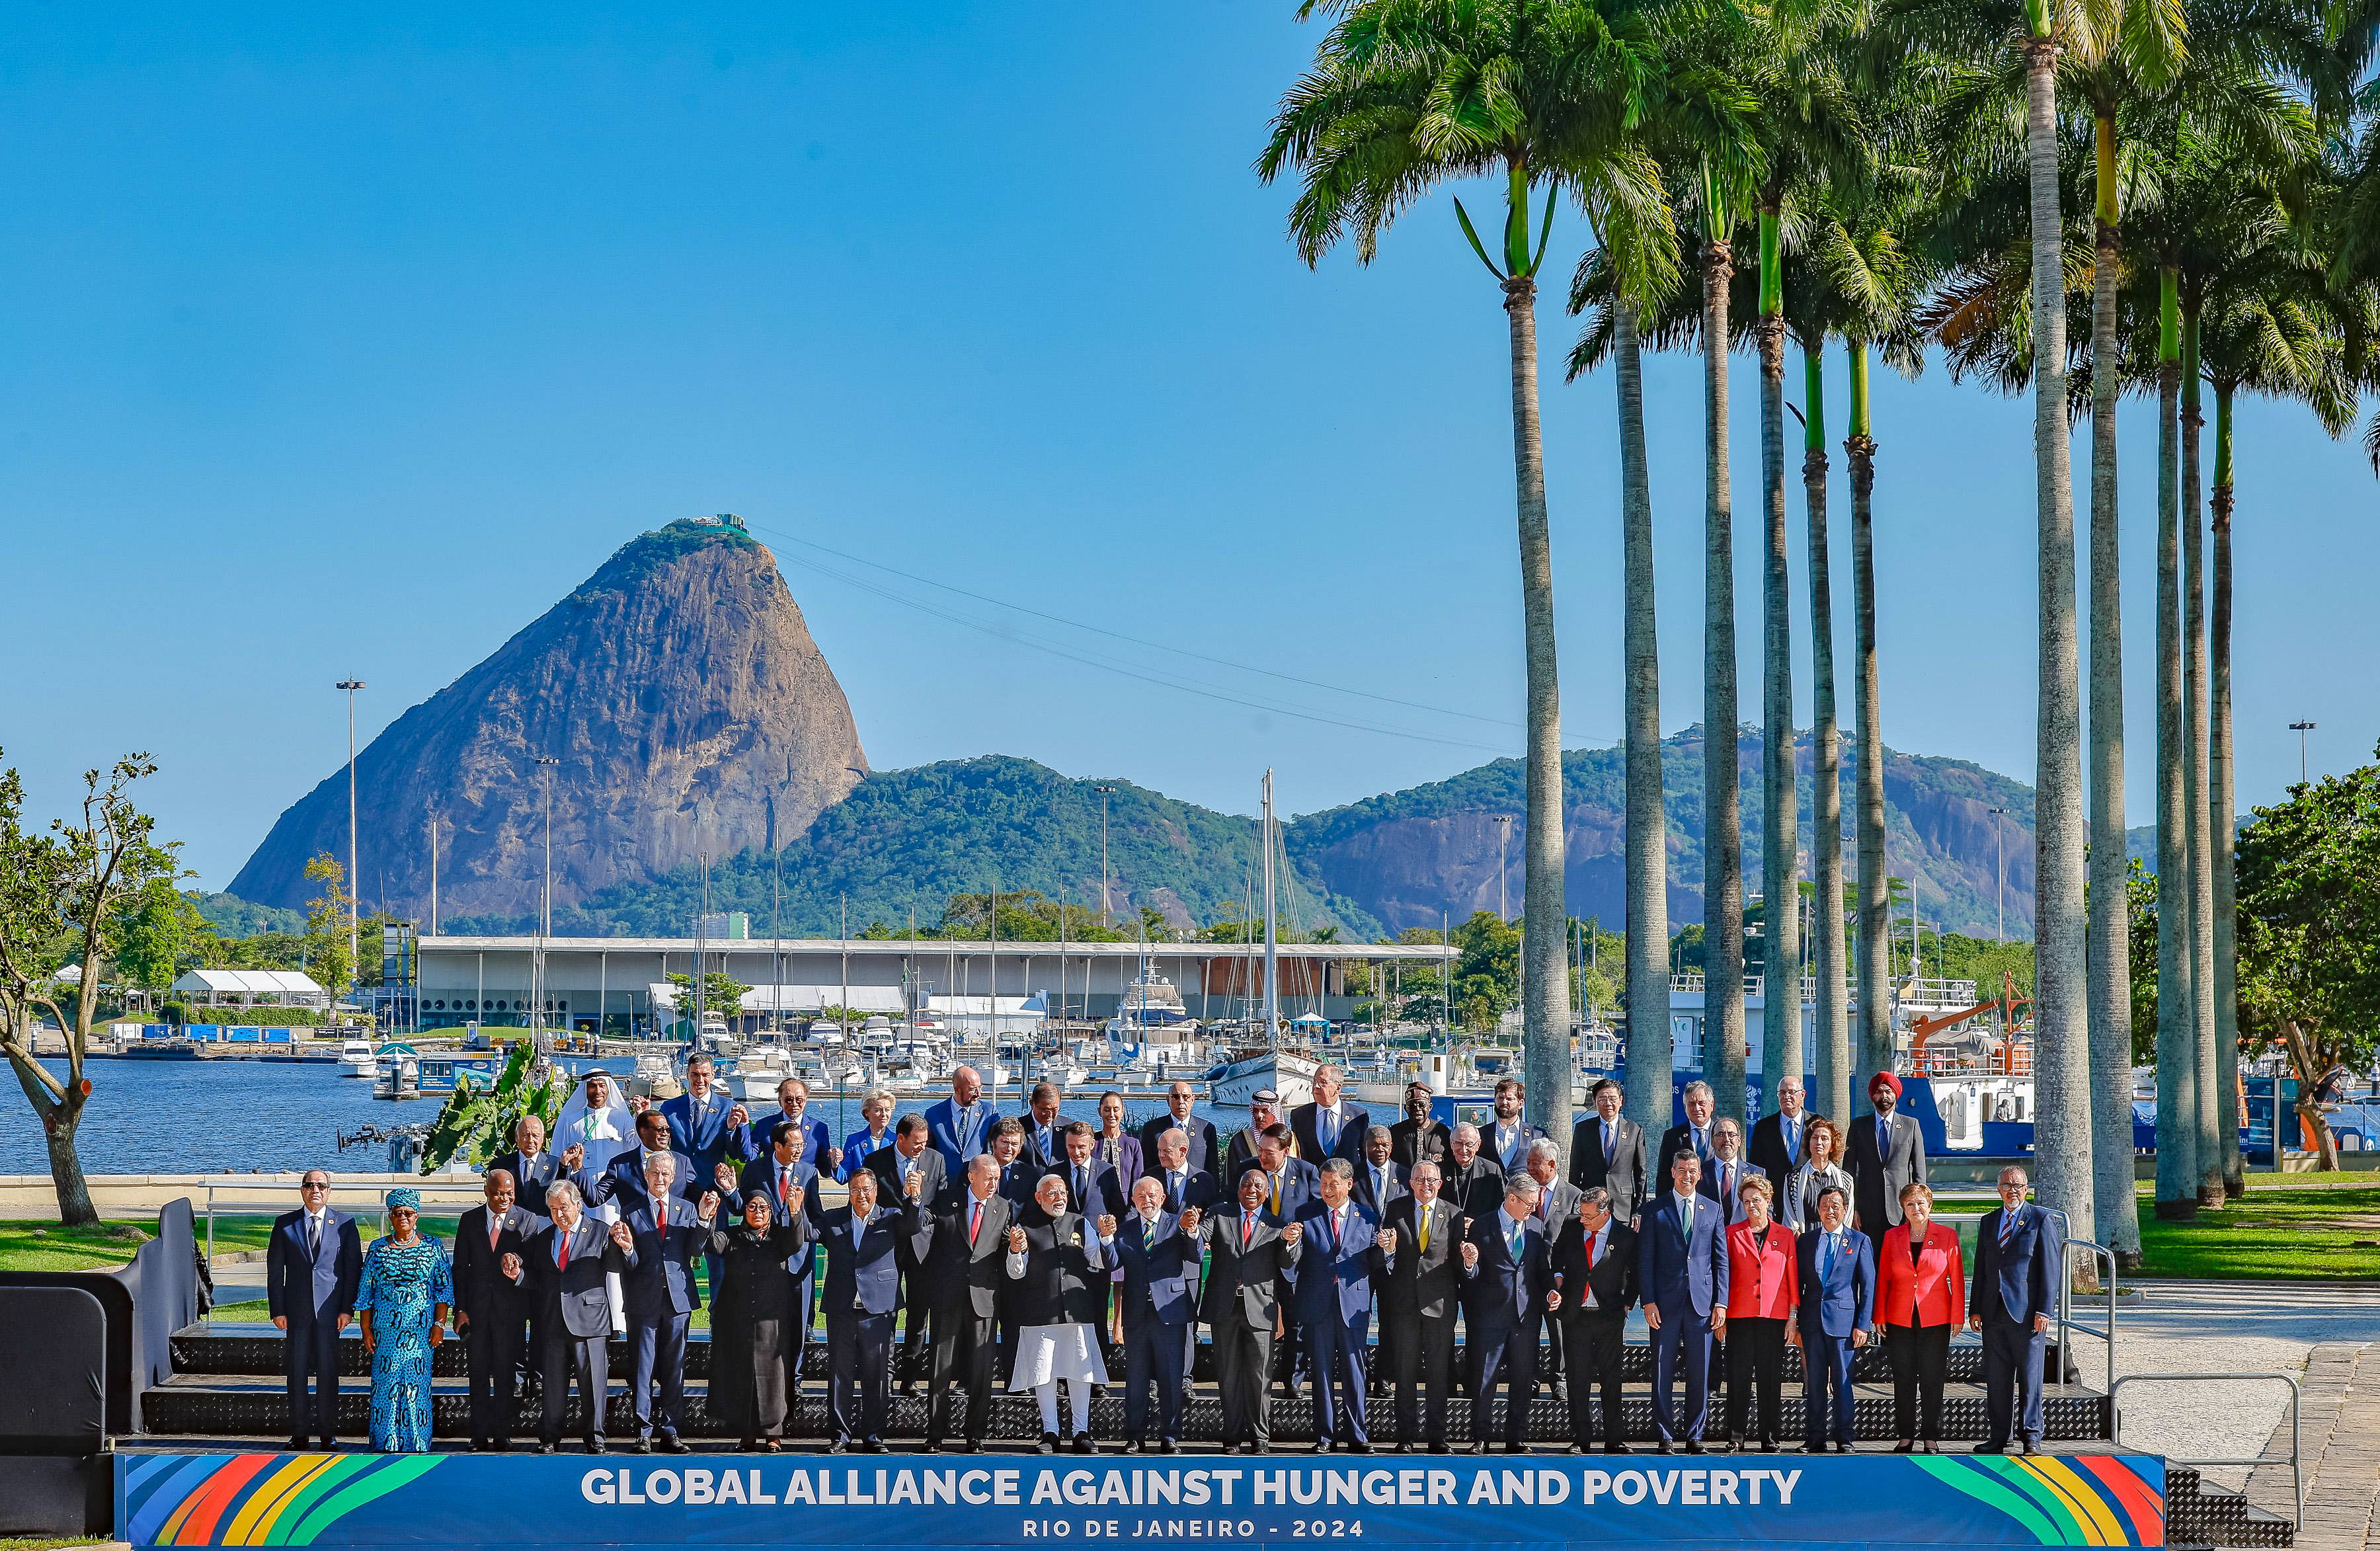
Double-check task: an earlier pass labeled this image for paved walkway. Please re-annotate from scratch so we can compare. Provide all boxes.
[2242,1342,2380,1551]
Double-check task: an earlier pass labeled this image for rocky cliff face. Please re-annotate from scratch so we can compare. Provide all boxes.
[229,520,867,918]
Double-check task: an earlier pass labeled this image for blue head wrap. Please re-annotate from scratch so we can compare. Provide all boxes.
[385,1187,422,1213]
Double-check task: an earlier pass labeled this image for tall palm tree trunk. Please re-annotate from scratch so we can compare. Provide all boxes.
[2153,268,2200,1218]
[2024,33,2097,1253]
[2180,305,2221,1204]
[1619,303,1674,1133]
[2086,129,2143,1266]
[1505,270,1577,1152]
[1804,335,1851,1127]
[1848,341,1890,1083]
[1759,209,1801,1115]
[2210,380,2242,1193]
[1703,235,1749,1127]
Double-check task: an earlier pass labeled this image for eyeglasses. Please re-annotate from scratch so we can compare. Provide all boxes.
[300,1181,329,1191]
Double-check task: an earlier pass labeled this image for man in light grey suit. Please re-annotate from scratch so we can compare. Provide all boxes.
[1569,1078,1649,1227]
[1846,1071,1927,1250]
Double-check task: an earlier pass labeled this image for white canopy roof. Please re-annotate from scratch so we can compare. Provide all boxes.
[171,968,326,997]
[648,982,905,1014]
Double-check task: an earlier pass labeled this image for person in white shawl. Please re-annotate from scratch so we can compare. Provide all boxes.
[1005,1173,1112,1453]
[555,1071,639,1335]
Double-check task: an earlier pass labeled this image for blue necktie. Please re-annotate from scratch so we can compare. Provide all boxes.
[1821,1232,1837,1283]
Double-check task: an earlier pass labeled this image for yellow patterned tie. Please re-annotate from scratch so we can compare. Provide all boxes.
[1418,1208,1431,1252]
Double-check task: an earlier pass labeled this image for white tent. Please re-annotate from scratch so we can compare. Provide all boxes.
[169,968,329,1008]
[925,994,1046,1036]
[647,982,905,1015]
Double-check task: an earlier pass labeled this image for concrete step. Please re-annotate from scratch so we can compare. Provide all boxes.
[2166,1466,2296,1548]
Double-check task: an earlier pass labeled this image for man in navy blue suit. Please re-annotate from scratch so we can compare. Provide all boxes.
[1139,1081,1218,1179]
[818,1168,927,1452]
[1700,1119,1766,1228]
[1110,1174,1202,1452]
[1291,1065,1372,1166]
[618,1154,717,1452]
[266,1170,362,1449]
[1793,1183,1876,1452]
[1146,1128,1220,1217]
[1460,1174,1558,1453]
[1637,1149,1729,1452]
[1290,1160,1382,1452]
[924,1066,1000,1175]
[1969,1166,2057,1455]
[1250,1126,1320,1223]
[658,1055,747,1177]
[741,1077,841,1177]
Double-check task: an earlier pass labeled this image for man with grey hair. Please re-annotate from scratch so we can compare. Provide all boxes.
[1292,1064,1372,1165]
[1150,1127,1220,1216]
[1523,1136,1583,1403]
[1702,1118,1765,1228]
[510,1176,636,1453]
[1290,1158,1379,1451]
[1353,1125,1405,1216]
[619,1152,716,1452]
[1443,1121,1506,1219]
[1376,1156,1460,1451]
[1658,1080,1720,1183]
[1552,1183,1638,1451]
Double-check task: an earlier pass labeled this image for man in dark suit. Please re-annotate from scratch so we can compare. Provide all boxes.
[454,1168,540,1450]
[1569,1078,1648,1227]
[1794,1182,1875,1452]
[266,1170,362,1450]
[1375,1158,1460,1452]
[918,1154,1013,1452]
[580,1109,703,1218]
[1139,1081,1218,1179]
[1110,1175,1201,1452]
[1388,1083,1452,1172]
[1483,1078,1548,1173]
[1146,1127,1220,1217]
[1458,1175,1556,1453]
[924,1065,1000,1174]
[1223,1091,1294,1183]
[986,1120,1040,1208]
[1551,1185,1638,1453]
[867,1114,950,1393]
[818,1168,927,1452]
[1442,1123,1507,1219]
[1700,1119,1766,1228]
[1019,1081,1068,1173]
[1847,1072,1927,1250]
[1352,1127,1406,1216]
[740,1077,842,1177]
[659,1055,748,1181]
[1518,1140,1583,1401]
[1191,1170,1302,1454]
[1290,1161,1380,1452]
[1748,1074,1817,1185]
[1969,1166,2057,1456]
[510,1177,635,1453]
[1291,1064,1371,1166]
[1043,1120,1130,1220]
[1656,1080,1721,1184]
[1638,1149,1729,1452]
[618,1155,715,1452]
[1249,1125,1320,1224]
[490,1114,564,1216]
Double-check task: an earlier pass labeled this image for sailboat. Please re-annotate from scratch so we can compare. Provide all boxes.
[1200,768,1320,1108]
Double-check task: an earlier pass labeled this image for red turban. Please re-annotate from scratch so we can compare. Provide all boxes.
[1868,1070,1903,1099]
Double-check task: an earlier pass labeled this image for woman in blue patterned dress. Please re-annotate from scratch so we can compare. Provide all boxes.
[354,1187,453,1452]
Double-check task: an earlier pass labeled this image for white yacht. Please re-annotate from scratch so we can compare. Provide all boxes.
[337,1038,377,1077]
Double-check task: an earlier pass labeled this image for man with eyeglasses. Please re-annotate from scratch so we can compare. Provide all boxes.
[266,1171,362,1450]
[1969,1166,2055,1456]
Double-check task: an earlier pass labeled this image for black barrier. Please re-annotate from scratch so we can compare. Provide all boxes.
[0,1196,203,1435]
[0,1285,107,1451]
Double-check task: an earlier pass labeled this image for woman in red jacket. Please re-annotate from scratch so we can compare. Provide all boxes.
[1876,1181,1965,1452]
[1718,1173,1798,1451]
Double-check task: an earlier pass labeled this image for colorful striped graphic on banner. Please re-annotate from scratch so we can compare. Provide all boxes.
[123,1453,448,1547]
[1911,1454,2166,1546]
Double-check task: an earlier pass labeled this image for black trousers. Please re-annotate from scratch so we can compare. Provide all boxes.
[1724,1316,1787,1443]
[283,1311,342,1443]
[1887,1321,1952,1441]
[1564,1312,1628,1447]
[1388,1310,1454,1447]
[464,1312,525,1443]
[927,1303,998,1443]
[828,1310,894,1443]
[897,1259,933,1384]
[540,1330,610,1444]
[1213,1320,1275,1448]
[1467,1317,1539,1447]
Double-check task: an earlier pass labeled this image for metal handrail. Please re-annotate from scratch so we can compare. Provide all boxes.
[201,1179,487,1268]
[2112,1371,2301,1532]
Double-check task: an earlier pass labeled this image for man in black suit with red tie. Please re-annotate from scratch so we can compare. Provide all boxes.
[1550,1185,1638,1452]
[454,1168,540,1450]
[918,1154,1013,1451]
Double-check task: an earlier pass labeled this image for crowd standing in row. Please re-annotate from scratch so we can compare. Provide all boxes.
[265,1062,2058,1460]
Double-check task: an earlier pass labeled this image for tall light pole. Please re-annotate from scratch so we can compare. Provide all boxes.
[335,680,365,1002]
[1094,785,1118,926]
[1989,806,2012,942]
[2290,721,2316,786]
[532,754,559,1037]
[1492,814,1513,922]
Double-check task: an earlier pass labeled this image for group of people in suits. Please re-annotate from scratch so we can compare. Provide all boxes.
[266,1058,2060,1460]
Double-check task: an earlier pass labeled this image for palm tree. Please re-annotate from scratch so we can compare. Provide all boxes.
[1261,0,1662,1149]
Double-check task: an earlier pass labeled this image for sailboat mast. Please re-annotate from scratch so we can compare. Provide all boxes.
[1262,768,1279,1049]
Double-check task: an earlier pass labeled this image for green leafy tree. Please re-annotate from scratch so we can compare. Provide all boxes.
[422,1038,567,1173]
[302,854,356,994]
[110,877,214,996]
[665,969,752,1024]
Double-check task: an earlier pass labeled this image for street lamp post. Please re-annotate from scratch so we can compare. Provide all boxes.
[2290,721,2316,786]
[532,755,559,1038]
[1989,806,2012,942]
[335,680,365,1010]
[1493,814,1513,922]
[1094,785,1118,927]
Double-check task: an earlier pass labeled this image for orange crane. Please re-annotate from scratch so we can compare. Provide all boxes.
[1908,971,2032,1072]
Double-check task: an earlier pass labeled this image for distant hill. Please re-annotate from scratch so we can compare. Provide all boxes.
[422,729,2048,942]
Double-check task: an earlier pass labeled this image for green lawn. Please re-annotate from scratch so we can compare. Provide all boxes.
[2131,1181,2380,1280]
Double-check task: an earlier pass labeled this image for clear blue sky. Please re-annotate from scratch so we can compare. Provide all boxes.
[3,5,2368,891]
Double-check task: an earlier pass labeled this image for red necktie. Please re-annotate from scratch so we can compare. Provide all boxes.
[1242,1216,1254,1251]
[969,1202,982,1245]
[777,1169,790,1207]
[558,1230,571,1270]
[1586,1233,1598,1268]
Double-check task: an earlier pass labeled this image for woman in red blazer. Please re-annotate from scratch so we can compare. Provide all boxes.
[1718,1173,1798,1450]
[1876,1181,1966,1452]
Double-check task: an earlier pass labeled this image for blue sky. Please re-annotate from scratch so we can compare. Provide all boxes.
[3,5,2369,891]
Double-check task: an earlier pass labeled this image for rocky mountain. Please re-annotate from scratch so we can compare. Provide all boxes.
[229,519,867,917]
[450,733,2043,942]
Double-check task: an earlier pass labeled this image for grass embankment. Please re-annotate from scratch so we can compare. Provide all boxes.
[0,1214,273,1273]
[2131,1181,2380,1280]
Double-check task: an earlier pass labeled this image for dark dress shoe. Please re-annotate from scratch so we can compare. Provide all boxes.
[2018,1439,2040,1456]
[1605,1443,1630,1455]
[1684,1440,1706,1455]
[1072,1435,1095,1456]
[1921,1441,1940,1454]
[1039,1433,1060,1454]
[1160,1440,1180,1454]
[1123,1439,1144,1454]
[1973,1443,2004,1455]
[923,1438,944,1454]
[658,1435,690,1454]
[1893,1441,1915,1454]
[585,1438,607,1454]
[1571,1443,1591,1455]
[630,1437,652,1454]
[1835,1441,1853,1453]
[287,1437,309,1452]
[1759,1437,1778,1453]
[863,1438,888,1454]
[1350,1441,1371,1454]
[1502,1443,1529,1455]
[1313,1439,1333,1454]
[1655,1441,1673,1454]
[828,1439,850,1454]
[537,1442,557,1454]
[962,1439,984,1454]
[1469,1441,1490,1455]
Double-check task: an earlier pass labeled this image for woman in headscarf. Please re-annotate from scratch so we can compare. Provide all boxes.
[355,1188,452,1452]
[707,1191,814,1451]
[554,1071,639,1334]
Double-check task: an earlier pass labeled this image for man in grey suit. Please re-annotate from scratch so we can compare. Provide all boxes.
[266,1170,362,1450]
[1569,1078,1648,1226]
[1519,1138,1583,1401]
[510,1177,635,1452]
[1189,1170,1302,1454]
[1846,1071,1927,1249]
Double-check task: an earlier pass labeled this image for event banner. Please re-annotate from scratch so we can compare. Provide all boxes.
[116,1450,2165,1551]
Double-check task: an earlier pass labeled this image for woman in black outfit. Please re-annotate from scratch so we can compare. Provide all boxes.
[709,1191,813,1450]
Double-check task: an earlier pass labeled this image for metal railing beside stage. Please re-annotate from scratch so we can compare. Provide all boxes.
[2113,1371,2302,1532]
